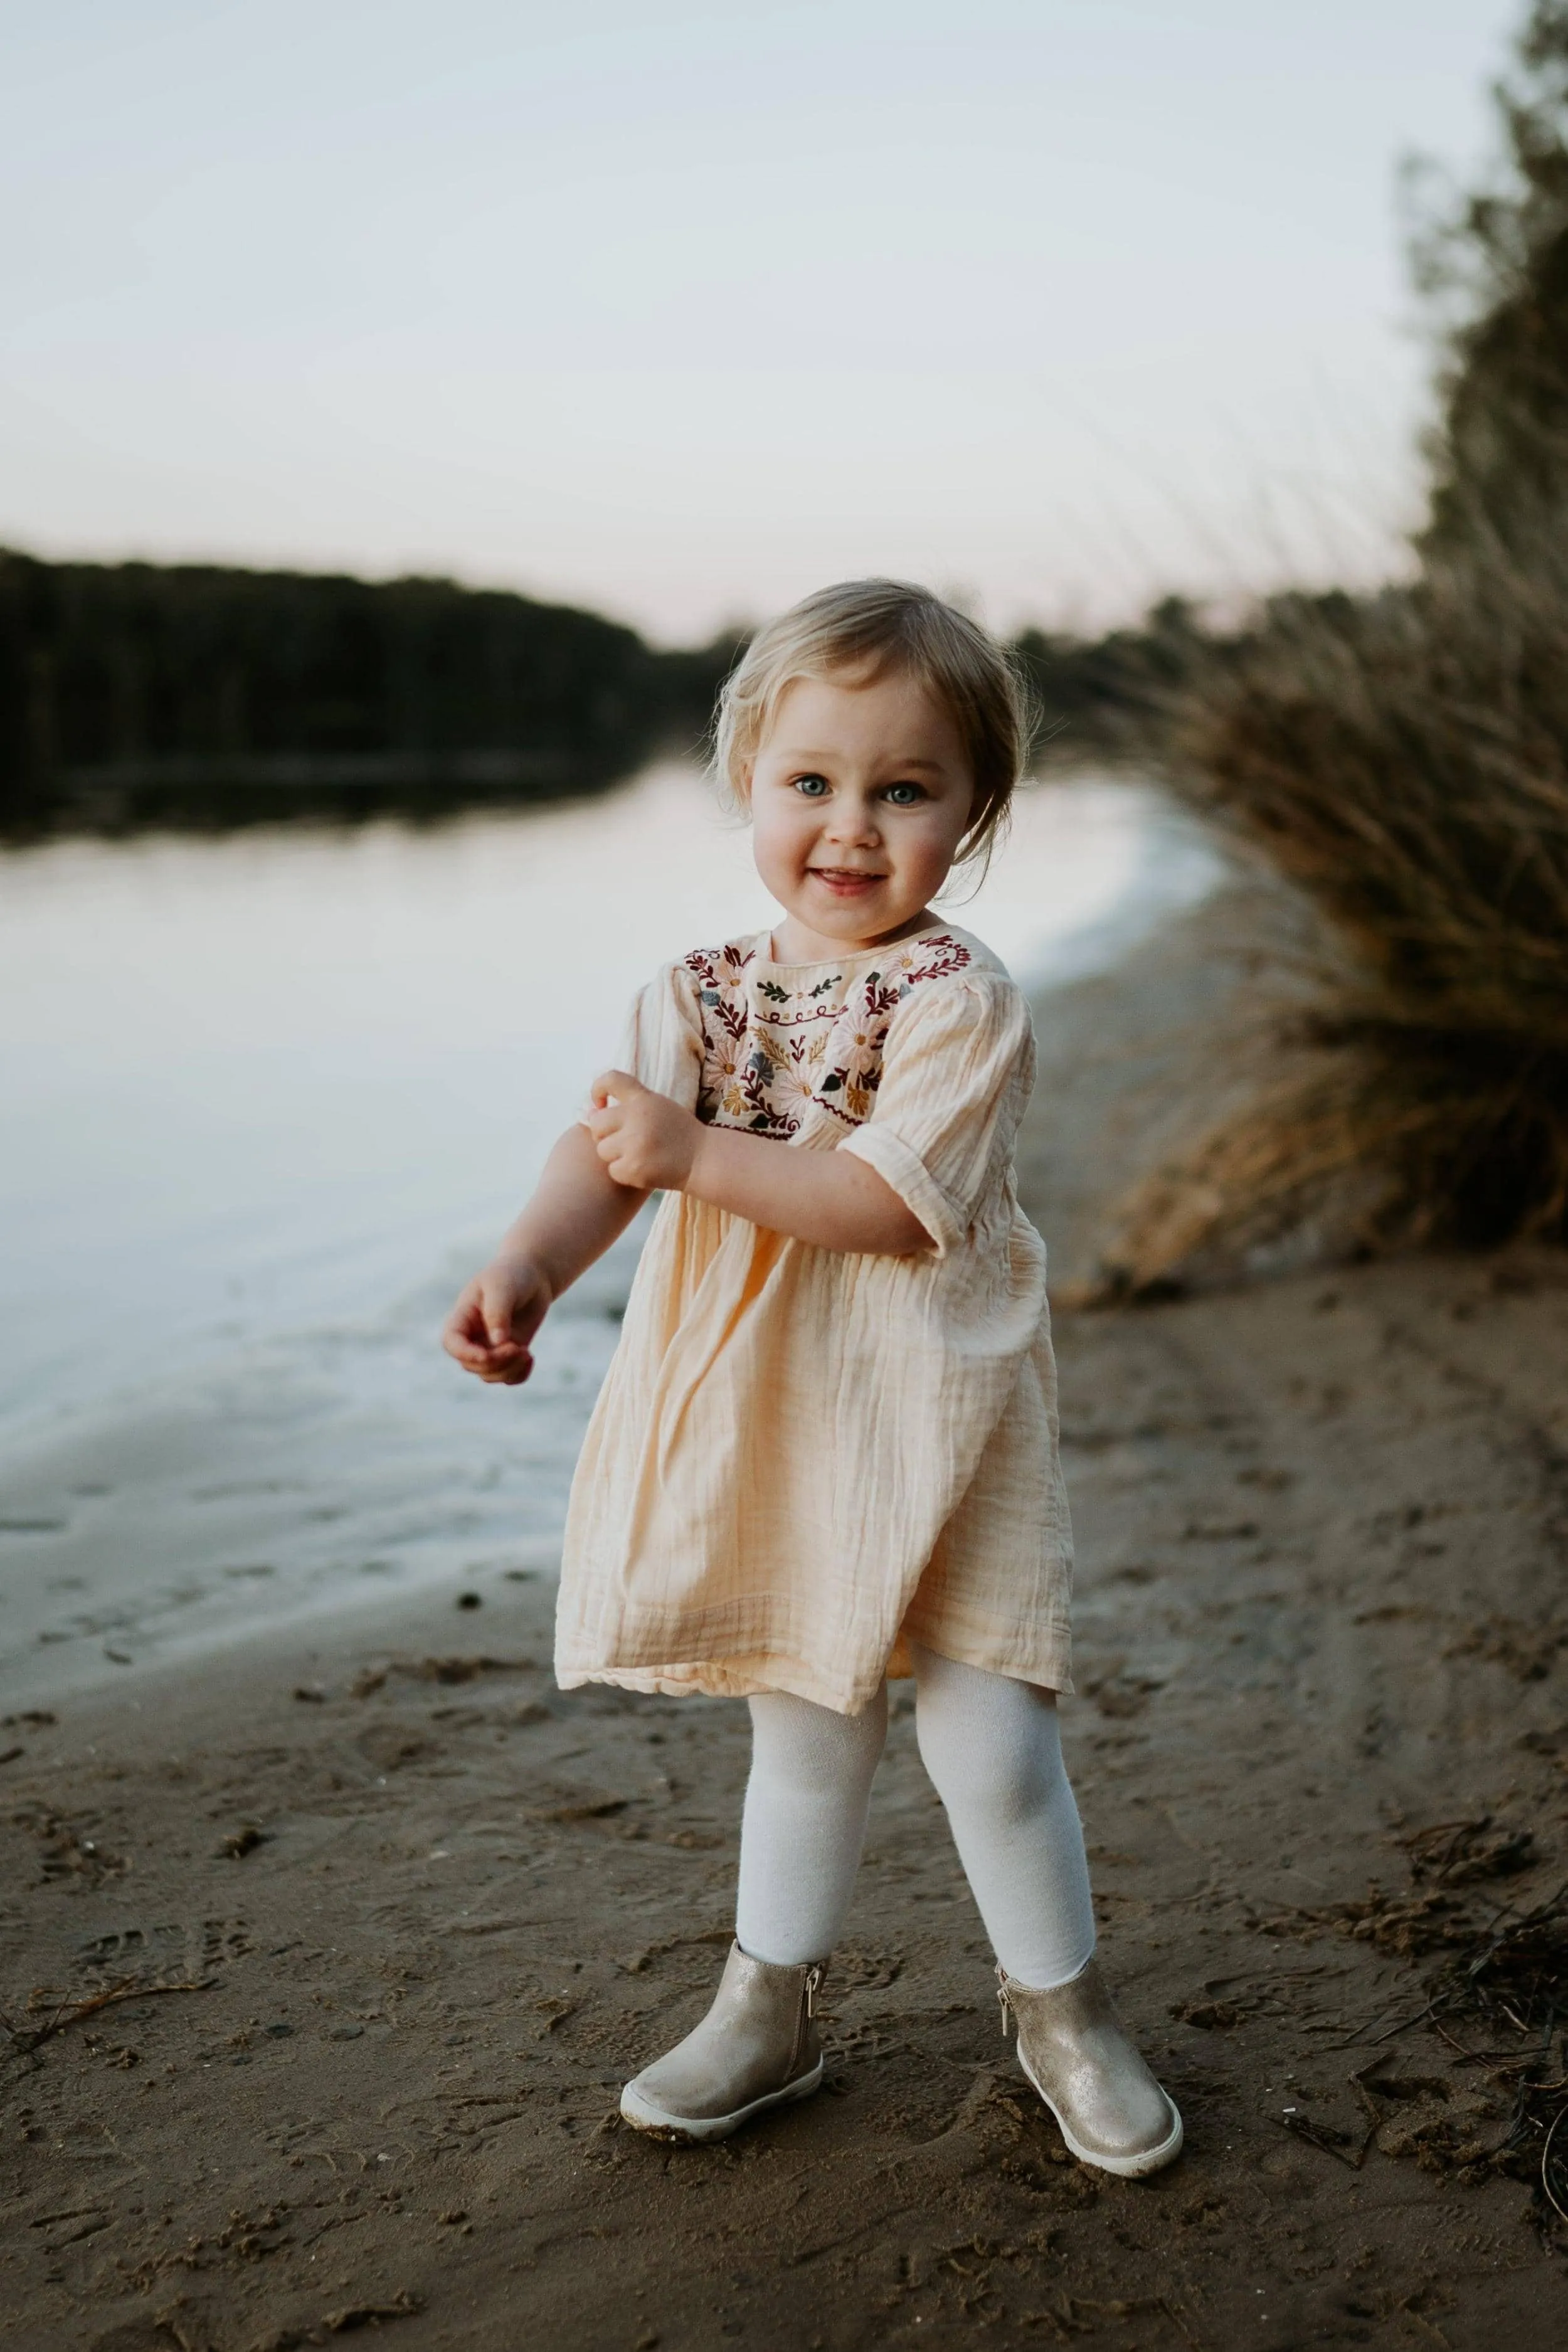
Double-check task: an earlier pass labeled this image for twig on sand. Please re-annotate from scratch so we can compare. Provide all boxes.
[1273,2107,1380,2171]
[1541,2104,1568,2225]
[0,1974,211,2055]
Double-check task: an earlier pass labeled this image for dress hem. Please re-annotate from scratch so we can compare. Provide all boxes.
[554,1629,1074,1715]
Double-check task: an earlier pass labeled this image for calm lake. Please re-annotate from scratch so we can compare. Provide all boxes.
[0,765,1216,1703]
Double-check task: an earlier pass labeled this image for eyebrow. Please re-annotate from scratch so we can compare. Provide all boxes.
[775,751,951,774]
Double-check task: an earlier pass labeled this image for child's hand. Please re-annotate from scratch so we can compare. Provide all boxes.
[442,1254,553,1385]
[585,1071,700,1192]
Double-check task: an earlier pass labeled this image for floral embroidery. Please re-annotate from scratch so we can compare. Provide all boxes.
[684,933,973,1138]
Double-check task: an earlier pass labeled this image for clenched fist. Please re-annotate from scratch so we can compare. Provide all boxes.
[442,1254,553,1384]
[584,1069,702,1192]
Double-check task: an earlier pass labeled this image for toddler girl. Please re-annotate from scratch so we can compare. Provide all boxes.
[443,580,1181,2176]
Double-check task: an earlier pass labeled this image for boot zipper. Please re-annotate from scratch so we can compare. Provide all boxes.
[996,1967,1014,2040]
[791,1964,825,2079]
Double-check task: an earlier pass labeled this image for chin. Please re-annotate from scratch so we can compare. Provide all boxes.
[816,904,891,935]
[808,883,893,916]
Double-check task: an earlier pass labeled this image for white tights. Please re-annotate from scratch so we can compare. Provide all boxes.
[734,1642,1097,1990]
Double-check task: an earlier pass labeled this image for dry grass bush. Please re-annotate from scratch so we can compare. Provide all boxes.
[1125,543,1568,1279]
[1103,4,1568,1290]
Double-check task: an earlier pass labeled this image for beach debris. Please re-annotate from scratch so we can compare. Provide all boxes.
[999,2289,1192,2341]
[1234,1778,1568,2218]
[1544,2104,1568,2225]
[1074,1655,1166,1719]
[1274,2106,1379,2170]
[319,2292,424,2334]
[355,1729,432,1773]
[0,1745,23,1767]
[1254,1820,1546,1955]
[532,1994,578,2032]
[1253,1883,1476,1956]
[455,1591,482,1609]
[527,1795,627,1823]
[1414,1882,1568,2048]
[1,1709,56,1726]
[238,2291,425,2341]
[1518,1724,1568,1771]
[1400,1816,1535,1886]
[11,1804,126,1885]
[349,1655,532,1698]
[1093,1673,1163,1719]
[28,2202,114,2244]
[1170,1996,1246,2030]
[1266,1825,1568,2218]
[216,1825,267,1860]
[1443,1618,1568,1683]
[1,1973,211,2056]
[292,1684,327,1703]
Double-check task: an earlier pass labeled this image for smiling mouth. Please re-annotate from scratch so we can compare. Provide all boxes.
[810,867,885,891]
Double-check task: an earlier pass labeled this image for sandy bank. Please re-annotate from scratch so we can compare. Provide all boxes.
[4,903,1568,2349]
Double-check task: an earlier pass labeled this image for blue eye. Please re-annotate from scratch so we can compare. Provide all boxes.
[794,775,830,798]
[884,783,924,806]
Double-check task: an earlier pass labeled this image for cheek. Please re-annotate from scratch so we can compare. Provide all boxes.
[896,811,968,882]
[750,793,816,871]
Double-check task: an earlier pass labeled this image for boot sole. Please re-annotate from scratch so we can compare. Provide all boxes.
[620,2058,824,2144]
[1015,2047,1184,2178]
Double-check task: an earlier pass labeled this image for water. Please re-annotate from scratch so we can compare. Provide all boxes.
[0,764,1217,1702]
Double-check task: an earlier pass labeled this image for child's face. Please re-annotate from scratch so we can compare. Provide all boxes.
[748,667,976,951]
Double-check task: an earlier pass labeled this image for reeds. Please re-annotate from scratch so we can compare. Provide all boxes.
[1104,1,1568,1285]
[1128,533,1568,1279]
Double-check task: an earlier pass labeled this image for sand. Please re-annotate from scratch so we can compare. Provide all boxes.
[5,901,1568,2349]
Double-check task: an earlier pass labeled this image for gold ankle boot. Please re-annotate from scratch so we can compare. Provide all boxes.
[998,1957,1184,2178]
[620,1942,827,2143]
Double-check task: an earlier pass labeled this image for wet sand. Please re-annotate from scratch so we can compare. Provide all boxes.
[5,907,1568,2349]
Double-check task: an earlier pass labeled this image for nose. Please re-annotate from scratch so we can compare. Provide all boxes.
[823,791,881,845]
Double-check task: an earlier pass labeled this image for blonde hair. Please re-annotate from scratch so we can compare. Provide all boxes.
[712,579,1034,867]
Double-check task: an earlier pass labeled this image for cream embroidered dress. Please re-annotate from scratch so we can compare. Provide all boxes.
[554,920,1073,1715]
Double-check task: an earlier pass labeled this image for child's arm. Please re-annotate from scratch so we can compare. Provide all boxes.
[585,1070,930,1255]
[442,1125,648,1385]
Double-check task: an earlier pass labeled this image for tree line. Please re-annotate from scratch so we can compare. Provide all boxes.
[0,548,1197,840]
[0,556,742,835]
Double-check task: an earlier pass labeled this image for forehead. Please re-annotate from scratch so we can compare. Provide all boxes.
[762,665,965,760]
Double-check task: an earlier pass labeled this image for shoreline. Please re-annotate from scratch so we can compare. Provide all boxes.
[5,1251,1566,2347]
[0,840,1231,1725]
[3,891,1567,2346]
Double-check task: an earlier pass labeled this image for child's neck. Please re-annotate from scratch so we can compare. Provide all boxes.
[770,906,943,964]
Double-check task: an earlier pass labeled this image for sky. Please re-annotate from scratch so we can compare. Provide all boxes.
[0,0,1524,642]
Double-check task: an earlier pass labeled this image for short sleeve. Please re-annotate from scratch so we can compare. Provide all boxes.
[617,962,706,1111]
[839,976,1034,1256]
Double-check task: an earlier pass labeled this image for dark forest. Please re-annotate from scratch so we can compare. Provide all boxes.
[0,548,1191,839]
